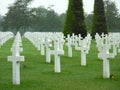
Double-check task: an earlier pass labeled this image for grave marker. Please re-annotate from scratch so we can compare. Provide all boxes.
[45,39,52,63]
[51,40,64,73]
[66,34,73,57]
[95,33,114,78]
[8,32,24,85]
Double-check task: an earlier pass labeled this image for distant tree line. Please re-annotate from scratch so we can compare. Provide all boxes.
[0,0,120,35]
[85,0,120,33]
[0,0,66,35]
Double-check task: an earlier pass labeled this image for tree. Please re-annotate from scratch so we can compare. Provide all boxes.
[29,6,48,31]
[91,0,108,38]
[29,6,62,32]
[63,0,87,38]
[104,0,120,31]
[2,0,33,35]
[45,9,62,32]
[59,13,66,26]
[85,14,93,33]
[59,13,66,32]
[0,15,3,31]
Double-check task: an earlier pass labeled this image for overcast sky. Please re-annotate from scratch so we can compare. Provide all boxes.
[0,0,120,16]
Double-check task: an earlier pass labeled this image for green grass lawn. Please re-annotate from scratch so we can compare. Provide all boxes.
[0,38,120,90]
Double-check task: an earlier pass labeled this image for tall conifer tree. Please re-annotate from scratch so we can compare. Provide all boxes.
[63,0,87,38]
[91,0,108,38]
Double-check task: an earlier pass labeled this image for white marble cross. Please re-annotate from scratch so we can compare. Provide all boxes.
[81,39,88,66]
[66,34,73,57]
[40,39,45,55]
[11,44,23,56]
[95,33,114,78]
[75,34,91,66]
[8,32,24,85]
[8,55,24,85]
[71,33,76,46]
[51,40,64,73]
[45,39,52,63]
[99,44,114,78]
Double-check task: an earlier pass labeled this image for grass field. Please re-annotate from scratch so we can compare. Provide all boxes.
[0,37,120,90]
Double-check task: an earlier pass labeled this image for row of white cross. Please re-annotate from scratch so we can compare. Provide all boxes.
[24,32,92,72]
[95,33,120,78]
[0,31,13,47]
[3,32,120,85]
[25,32,120,79]
[24,32,65,73]
[66,33,91,66]
[7,32,24,85]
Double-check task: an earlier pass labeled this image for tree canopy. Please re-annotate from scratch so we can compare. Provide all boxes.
[104,0,120,31]
[1,1,64,34]
[2,0,33,35]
